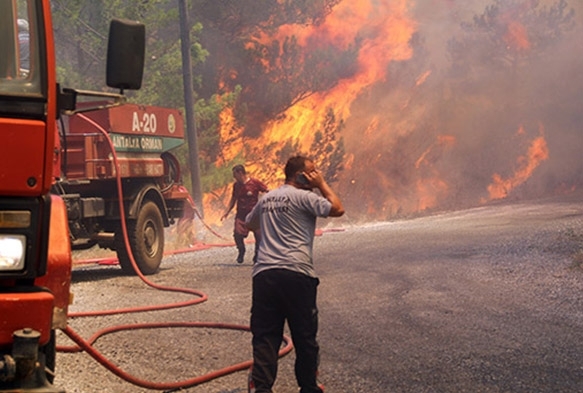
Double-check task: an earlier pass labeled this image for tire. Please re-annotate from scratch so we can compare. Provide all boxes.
[41,330,56,384]
[115,200,164,275]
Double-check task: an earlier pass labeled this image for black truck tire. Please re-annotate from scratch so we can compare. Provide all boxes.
[42,330,56,384]
[115,200,164,275]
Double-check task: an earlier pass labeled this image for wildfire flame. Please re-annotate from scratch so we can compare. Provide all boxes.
[216,0,416,185]
[486,125,549,201]
[258,0,415,149]
[217,106,245,165]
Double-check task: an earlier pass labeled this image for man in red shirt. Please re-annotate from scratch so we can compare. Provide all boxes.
[221,165,268,263]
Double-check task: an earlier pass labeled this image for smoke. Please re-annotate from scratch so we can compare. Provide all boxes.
[211,0,583,223]
[329,0,583,221]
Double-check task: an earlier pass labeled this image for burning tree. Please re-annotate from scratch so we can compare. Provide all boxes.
[310,108,346,183]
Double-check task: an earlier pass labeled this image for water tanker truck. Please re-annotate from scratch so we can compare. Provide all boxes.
[55,103,192,276]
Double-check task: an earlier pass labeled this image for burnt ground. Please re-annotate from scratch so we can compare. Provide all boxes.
[55,195,583,393]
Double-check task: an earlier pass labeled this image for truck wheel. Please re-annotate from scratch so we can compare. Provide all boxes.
[41,330,56,384]
[116,200,164,275]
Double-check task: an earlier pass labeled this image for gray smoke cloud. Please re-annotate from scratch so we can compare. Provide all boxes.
[333,0,583,221]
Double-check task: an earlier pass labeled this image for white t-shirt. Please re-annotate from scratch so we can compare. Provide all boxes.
[246,184,332,278]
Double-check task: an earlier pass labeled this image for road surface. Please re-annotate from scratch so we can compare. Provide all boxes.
[55,197,583,392]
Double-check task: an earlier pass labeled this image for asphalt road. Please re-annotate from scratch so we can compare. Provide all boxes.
[55,197,583,393]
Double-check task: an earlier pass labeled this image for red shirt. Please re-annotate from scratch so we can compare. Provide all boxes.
[232,177,268,219]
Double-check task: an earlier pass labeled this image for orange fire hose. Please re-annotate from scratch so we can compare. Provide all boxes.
[57,113,293,391]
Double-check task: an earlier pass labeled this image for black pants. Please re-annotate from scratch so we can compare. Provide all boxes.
[234,233,246,255]
[251,269,322,393]
[234,220,260,261]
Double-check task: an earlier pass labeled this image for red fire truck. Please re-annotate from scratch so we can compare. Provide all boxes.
[0,0,182,390]
[56,102,192,276]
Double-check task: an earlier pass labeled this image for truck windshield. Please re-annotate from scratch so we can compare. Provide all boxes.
[0,0,43,98]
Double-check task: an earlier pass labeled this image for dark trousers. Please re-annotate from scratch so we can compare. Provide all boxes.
[234,232,246,255]
[251,269,322,393]
[234,218,260,261]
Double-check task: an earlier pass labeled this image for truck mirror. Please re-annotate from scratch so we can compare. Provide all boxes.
[106,18,145,91]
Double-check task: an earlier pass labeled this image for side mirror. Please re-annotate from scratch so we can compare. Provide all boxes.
[106,19,145,91]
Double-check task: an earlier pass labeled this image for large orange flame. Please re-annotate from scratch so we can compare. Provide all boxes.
[260,0,415,150]
[486,125,549,200]
[214,0,416,185]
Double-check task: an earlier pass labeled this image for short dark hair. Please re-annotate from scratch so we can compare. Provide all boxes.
[284,156,308,181]
[232,164,246,174]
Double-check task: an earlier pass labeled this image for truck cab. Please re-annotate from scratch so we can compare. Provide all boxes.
[0,1,146,390]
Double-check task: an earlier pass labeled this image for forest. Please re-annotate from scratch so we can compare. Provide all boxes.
[51,0,583,223]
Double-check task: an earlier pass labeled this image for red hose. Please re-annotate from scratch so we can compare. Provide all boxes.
[62,323,292,391]
[58,113,293,391]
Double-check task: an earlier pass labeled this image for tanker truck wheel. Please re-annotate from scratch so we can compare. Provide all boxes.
[115,200,164,275]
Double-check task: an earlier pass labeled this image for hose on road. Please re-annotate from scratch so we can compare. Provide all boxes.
[57,113,293,391]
